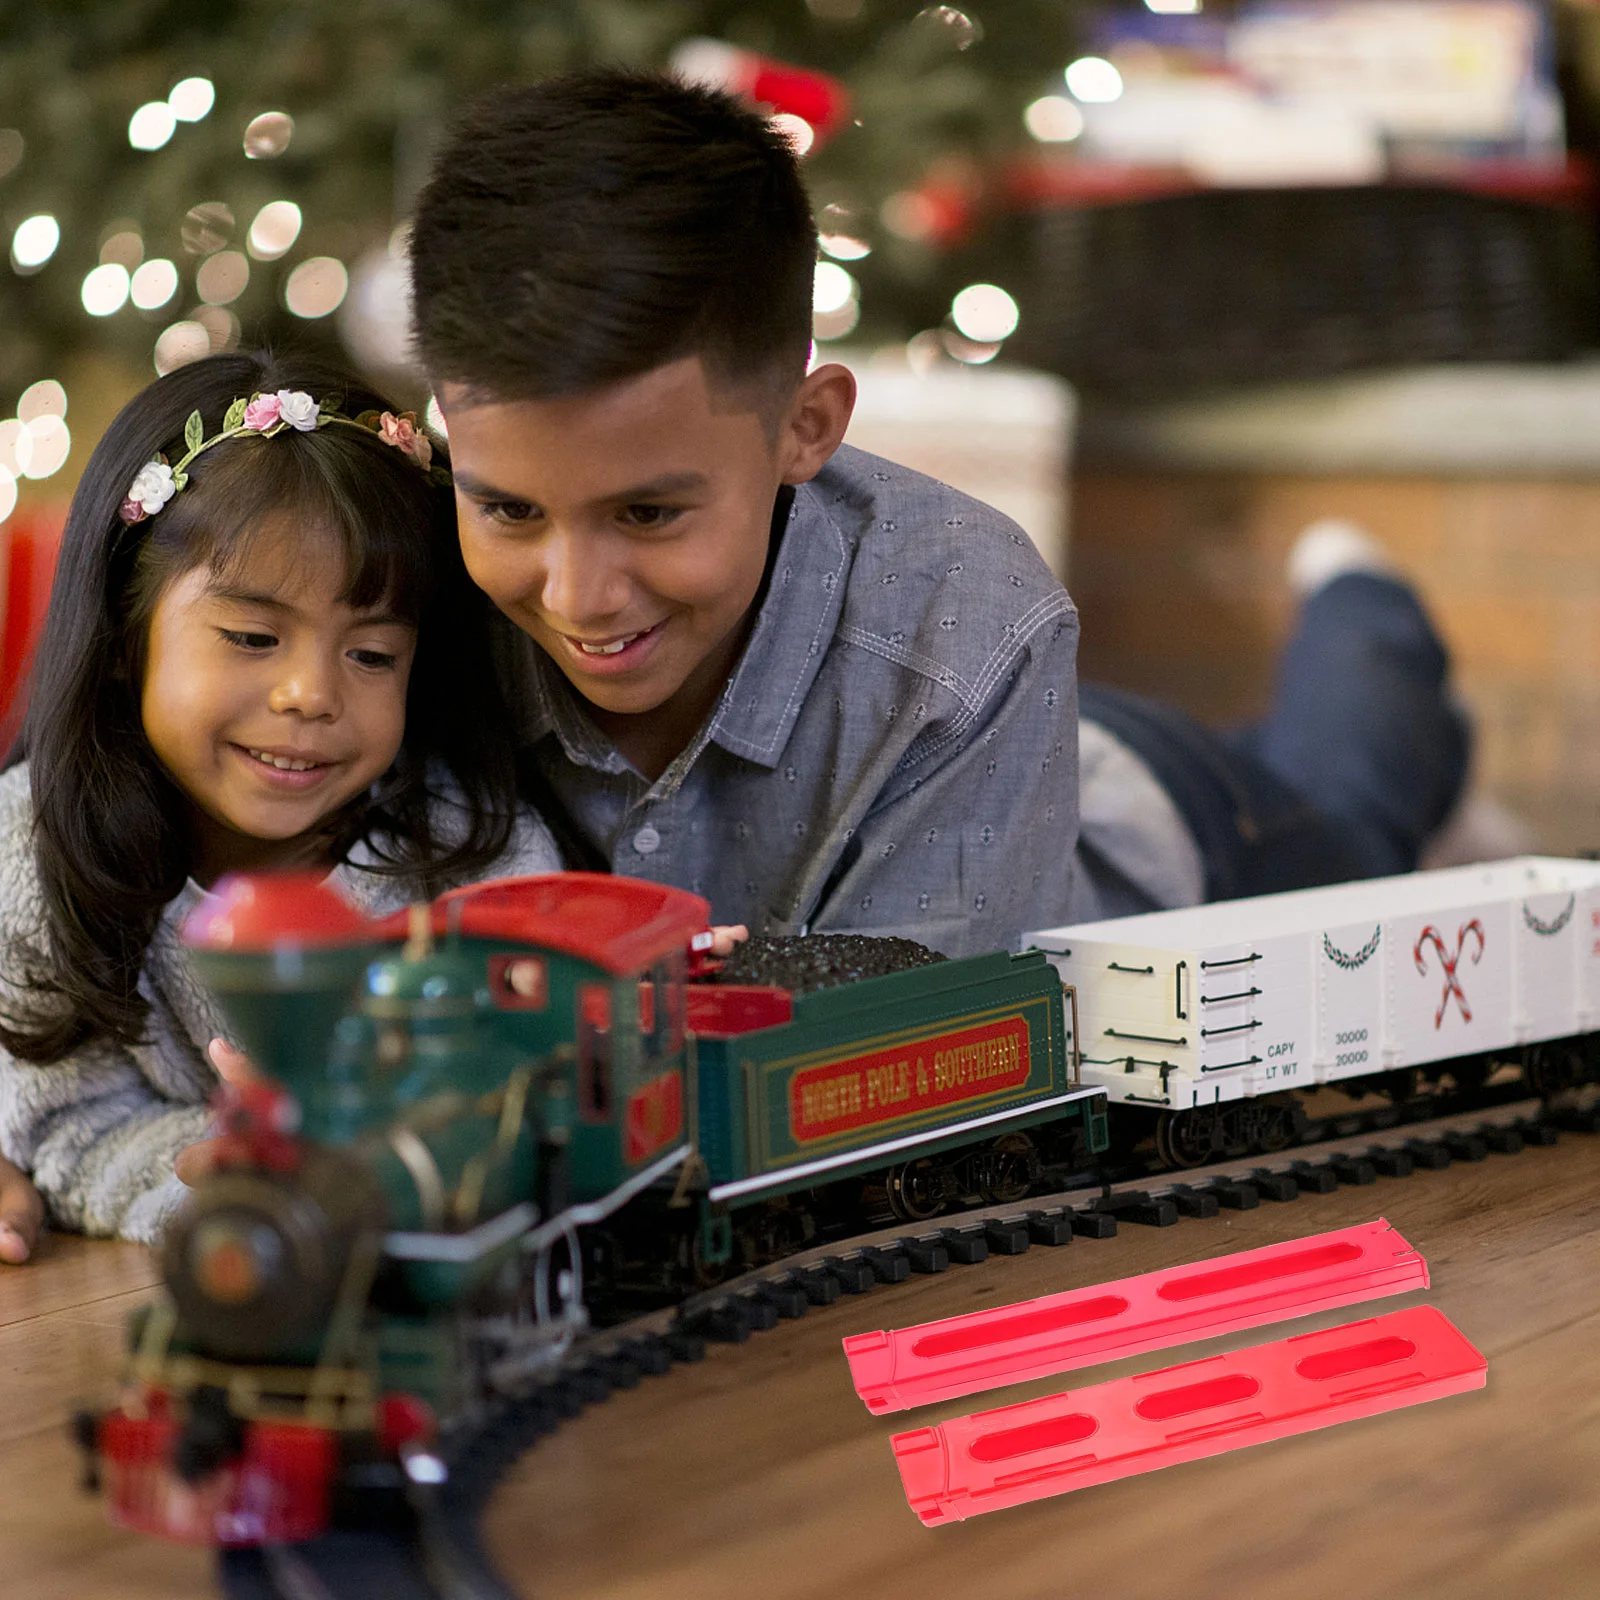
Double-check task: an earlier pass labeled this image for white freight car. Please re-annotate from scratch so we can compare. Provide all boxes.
[1027,857,1600,1167]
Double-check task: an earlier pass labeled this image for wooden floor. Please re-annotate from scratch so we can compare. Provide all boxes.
[3,1135,1596,1599]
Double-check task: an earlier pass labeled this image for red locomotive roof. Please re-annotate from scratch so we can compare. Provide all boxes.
[378,873,712,976]
[183,872,378,951]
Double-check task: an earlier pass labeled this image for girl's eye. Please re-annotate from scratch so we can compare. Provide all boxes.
[480,498,536,527]
[219,628,277,651]
[349,648,398,670]
[619,503,682,531]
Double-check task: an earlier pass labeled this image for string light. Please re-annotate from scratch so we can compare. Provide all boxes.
[196,250,249,305]
[1065,57,1124,103]
[128,101,177,151]
[154,320,211,375]
[168,77,216,121]
[0,467,15,525]
[17,381,65,422]
[81,263,131,316]
[950,283,1019,342]
[820,234,871,260]
[247,201,302,261]
[243,111,294,159]
[1024,97,1085,143]
[130,259,179,310]
[18,415,70,479]
[284,257,348,318]
[11,215,59,273]
[769,113,815,157]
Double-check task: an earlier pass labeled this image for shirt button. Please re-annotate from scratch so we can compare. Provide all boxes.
[632,825,661,856]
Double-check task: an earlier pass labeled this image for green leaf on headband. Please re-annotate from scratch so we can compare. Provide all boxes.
[222,398,247,432]
[172,467,188,492]
[183,410,204,456]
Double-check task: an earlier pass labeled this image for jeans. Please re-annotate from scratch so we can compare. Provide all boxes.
[1079,573,1470,902]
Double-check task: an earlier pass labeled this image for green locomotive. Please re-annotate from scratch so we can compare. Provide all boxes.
[83,870,1107,1547]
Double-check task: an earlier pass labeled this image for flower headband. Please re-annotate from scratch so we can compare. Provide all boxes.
[118,389,448,525]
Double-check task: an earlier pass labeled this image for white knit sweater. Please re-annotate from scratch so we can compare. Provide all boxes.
[0,763,560,1244]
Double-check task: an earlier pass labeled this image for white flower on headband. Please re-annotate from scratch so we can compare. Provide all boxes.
[275,389,320,431]
[119,460,176,524]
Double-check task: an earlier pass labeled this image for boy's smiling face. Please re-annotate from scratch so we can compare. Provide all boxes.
[441,355,853,778]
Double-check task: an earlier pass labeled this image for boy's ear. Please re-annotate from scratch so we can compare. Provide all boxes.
[778,363,856,486]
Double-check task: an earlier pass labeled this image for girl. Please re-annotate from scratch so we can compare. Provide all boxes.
[0,351,564,1258]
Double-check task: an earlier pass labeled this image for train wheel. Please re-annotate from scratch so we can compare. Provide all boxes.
[977,1133,1036,1206]
[1153,1107,1219,1170]
[1244,1100,1299,1155]
[1525,1042,1588,1098]
[886,1158,947,1222]
[532,1221,585,1331]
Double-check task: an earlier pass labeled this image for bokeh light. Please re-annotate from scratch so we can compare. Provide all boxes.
[18,415,71,479]
[285,257,348,318]
[813,262,856,315]
[81,263,131,316]
[131,259,179,310]
[820,233,871,260]
[99,228,143,269]
[941,328,999,364]
[194,305,241,352]
[0,421,21,475]
[1065,57,1124,103]
[11,215,59,273]
[0,467,15,525]
[153,320,211,375]
[243,111,294,159]
[880,190,939,242]
[1025,96,1086,143]
[1146,0,1201,12]
[17,381,65,422]
[911,5,982,50]
[196,250,249,305]
[169,77,216,121]
[247,200,303,261]
[950,282,1019,342]
[129,101,177,151]
[182,202,234,256]
[769,113,815,157]
[424,396,448,438]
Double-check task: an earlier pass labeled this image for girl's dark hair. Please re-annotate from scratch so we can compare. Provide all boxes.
[1,350,518,1062]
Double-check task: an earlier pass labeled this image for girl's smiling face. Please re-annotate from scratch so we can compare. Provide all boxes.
[139,515,417,883]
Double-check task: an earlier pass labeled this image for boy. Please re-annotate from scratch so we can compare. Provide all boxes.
[409,70,1467,959]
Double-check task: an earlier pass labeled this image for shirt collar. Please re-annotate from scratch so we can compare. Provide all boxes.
[509,471,855,779]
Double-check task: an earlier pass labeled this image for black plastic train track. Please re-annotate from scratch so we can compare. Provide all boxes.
[219,1091,1600,1600]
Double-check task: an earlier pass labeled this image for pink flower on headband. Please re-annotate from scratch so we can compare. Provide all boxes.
[378,411,433,468]
[242,393,281,431]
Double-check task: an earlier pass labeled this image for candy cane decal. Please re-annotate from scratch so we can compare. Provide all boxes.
[1413,920,1485,1029]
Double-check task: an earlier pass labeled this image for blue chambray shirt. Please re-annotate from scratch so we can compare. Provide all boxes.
[498,444,1088,958]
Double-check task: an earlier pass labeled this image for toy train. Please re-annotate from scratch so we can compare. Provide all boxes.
[1028,855,1600,1167]
[79,856,1600,1547]
[80,870,1105,1546]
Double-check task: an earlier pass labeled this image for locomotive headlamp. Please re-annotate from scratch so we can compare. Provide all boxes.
[189,1214,283,1306]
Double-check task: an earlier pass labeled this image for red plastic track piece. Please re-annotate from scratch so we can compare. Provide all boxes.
[892,1305,1486,1525]
[845,1218,1427,1414]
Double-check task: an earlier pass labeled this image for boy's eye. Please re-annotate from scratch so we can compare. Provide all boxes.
[218,628,277,651]
[619,503,682,531]
[348,648,399,670]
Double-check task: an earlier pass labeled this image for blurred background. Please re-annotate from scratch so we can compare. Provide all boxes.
[4,0,1600,850]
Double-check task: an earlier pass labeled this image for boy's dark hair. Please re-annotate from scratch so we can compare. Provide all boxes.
[1,350,520,1063]
[409,70,816,407]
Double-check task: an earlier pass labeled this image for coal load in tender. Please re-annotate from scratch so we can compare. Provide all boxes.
[708,934,946,996]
